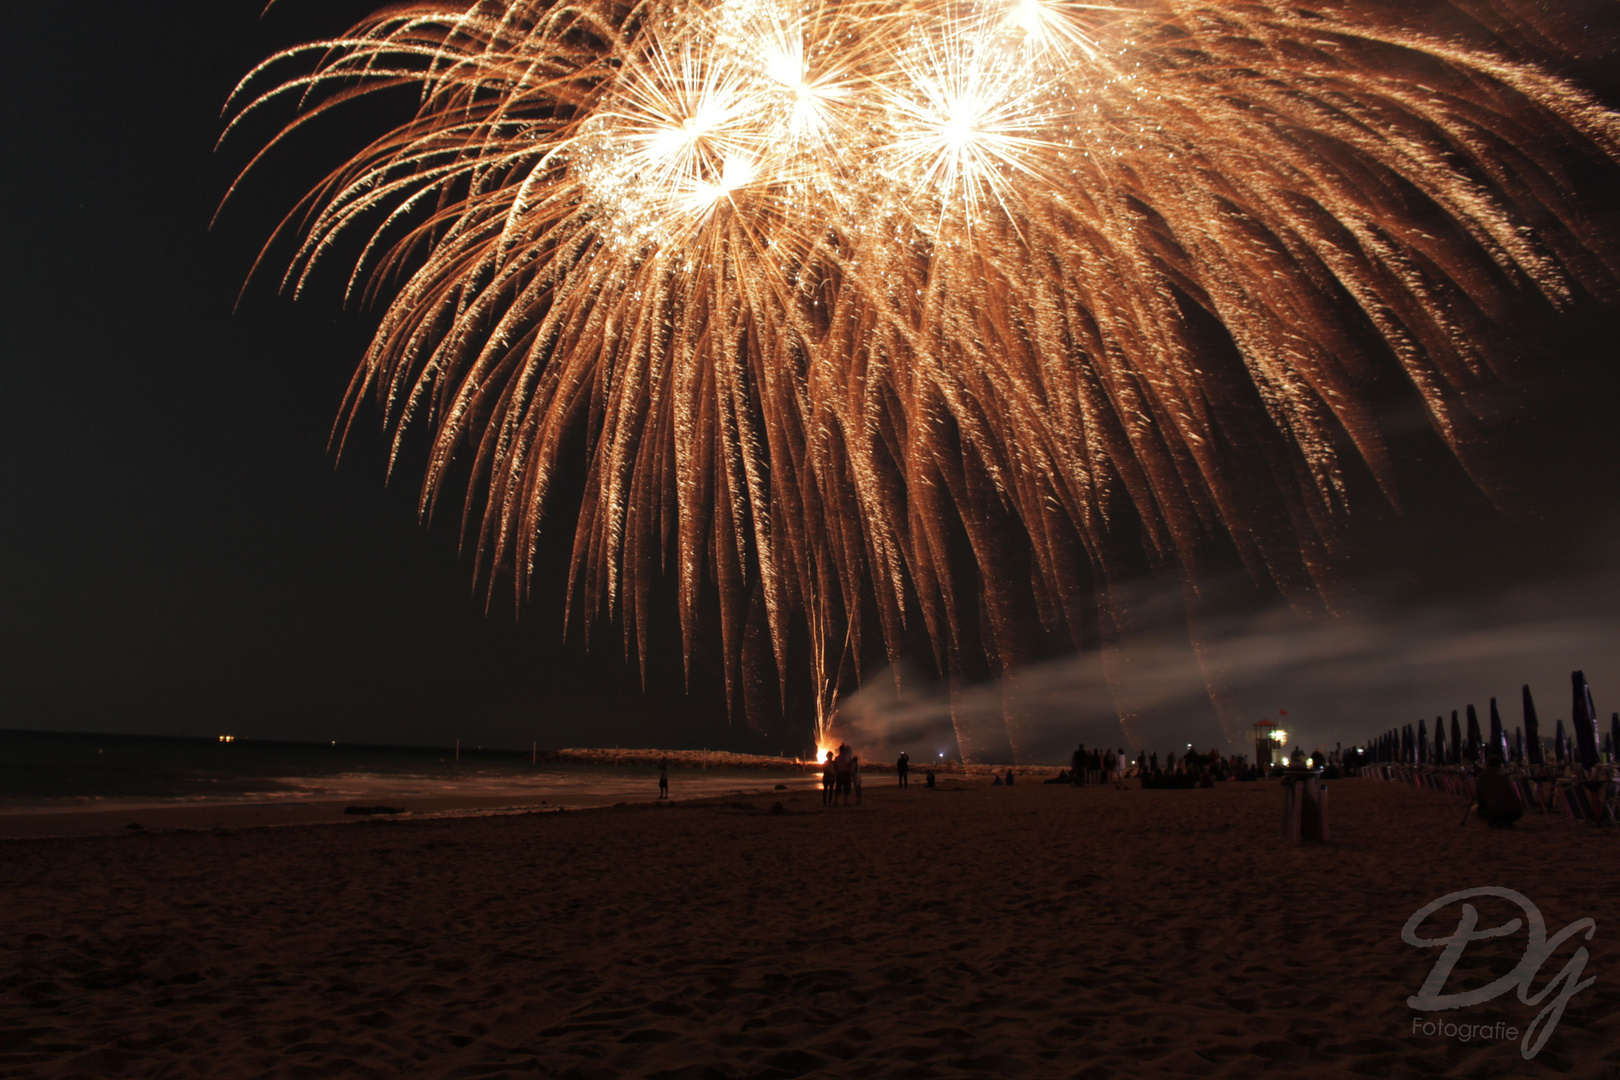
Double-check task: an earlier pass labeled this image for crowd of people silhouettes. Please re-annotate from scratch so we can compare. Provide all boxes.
[821,745,864,806]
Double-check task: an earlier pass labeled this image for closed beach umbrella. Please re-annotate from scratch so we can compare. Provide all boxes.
[1555,719,1568,765]
[1465,705,1483,764]
[1571,670,1600,768]
[1489,698,1510,763]
[1523,685,1543,766]
[1514,727,1524,763]
[1612,714,1620,763]
[1450,712,1463,765]
[1434,719,1446,764]
[1417,719,1428,764]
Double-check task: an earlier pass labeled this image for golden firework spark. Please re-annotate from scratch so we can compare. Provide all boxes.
[226,0,1620,759]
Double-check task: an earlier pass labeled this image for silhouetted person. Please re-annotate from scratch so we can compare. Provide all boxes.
[897,751,910,788]
[853,755,863,805]
[1005,769,1015,786]
[1475,753,1524,828]
[993,774,1004,786]
[925,771,936,789]
[658,757,669,799]
[821,750,836,806]
[833,744,855,806]
[1072,743,1086,786]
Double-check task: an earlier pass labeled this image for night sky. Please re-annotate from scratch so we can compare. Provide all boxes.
[0,1,765,755]
[4,2,1620,760]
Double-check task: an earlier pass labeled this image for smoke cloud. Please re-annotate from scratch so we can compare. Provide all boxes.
[831,568,1620,765]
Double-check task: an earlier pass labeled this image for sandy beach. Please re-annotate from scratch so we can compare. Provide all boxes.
[3,776,1616,1079]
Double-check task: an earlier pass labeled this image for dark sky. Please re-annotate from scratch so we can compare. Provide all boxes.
[0,1,767,755]
[3,2,1620,760]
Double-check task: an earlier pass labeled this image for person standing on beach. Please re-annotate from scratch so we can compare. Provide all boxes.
[896,751,910,788]
[658,757,669,799]
[822,750,836,806]
[833,744,855,806]
[853,755,863,805]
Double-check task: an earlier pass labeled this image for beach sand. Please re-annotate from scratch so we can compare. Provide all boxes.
[0,798,580,840]
[3,778,1616,1078]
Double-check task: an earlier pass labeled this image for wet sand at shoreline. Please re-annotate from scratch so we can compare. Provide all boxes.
[0,797,577,840]
[3,779,1616,1078]
[0,775,828,839]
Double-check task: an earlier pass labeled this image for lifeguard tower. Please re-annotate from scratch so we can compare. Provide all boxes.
[1254,720,1282,767]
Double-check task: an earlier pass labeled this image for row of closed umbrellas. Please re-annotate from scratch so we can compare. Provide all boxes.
[1366,670,1618,768]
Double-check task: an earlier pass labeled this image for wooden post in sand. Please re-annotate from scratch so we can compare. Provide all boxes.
[1281,770,1329,843]
[1282,776,1302,841]
[455,739,460,761]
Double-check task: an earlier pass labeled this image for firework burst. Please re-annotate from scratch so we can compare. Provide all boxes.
[227,0,1620,759]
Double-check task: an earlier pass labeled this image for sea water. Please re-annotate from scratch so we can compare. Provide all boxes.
[0,729,816,814]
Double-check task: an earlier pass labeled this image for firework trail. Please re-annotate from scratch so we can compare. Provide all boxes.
[227,0,1619,759]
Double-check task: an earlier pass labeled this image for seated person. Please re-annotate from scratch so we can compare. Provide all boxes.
[1474,754,1524,828]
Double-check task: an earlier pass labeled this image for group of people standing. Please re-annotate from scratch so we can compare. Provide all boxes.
[1061,743,1127,785]
[821,744,863,805]
[823,747,1002,799]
